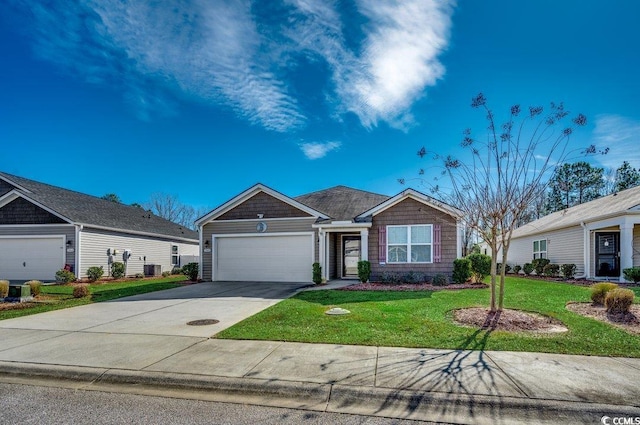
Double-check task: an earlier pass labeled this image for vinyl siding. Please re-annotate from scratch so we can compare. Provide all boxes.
[634,225,640,267]
[0,225,76,270]
[508,225,585,275]
[369,198,458,278]
[201,218,317,281]
[79,228,198,278]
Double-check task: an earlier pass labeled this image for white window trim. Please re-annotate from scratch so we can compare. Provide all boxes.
[171,244,179,266]
[533,239,547,259]
[386,224,433,264]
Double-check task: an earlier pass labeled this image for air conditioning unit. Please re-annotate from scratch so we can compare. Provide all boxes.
[143,264,162,277]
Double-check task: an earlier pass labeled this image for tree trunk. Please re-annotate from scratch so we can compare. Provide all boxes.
[499,247,509,310]
[490,243,498,312]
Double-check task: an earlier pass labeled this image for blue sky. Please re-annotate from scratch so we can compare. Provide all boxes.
[1,0,639,212]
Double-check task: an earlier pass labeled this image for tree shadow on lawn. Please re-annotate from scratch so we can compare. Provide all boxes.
[295,290,435,305]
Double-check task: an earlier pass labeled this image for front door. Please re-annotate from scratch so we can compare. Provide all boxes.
[343,236,361,278]
[596,232,620,277]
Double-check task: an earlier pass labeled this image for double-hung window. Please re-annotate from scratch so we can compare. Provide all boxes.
[387,225,432,263]
[171,245,179,266]
[533,239,547,259]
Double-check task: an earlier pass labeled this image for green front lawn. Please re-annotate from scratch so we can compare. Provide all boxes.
[217,277,640,357]
[0,276,187,320]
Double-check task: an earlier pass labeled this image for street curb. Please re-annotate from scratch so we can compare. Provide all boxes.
[1,361,640,424]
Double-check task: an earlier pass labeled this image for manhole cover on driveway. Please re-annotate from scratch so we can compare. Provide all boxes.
[187,319,220,326]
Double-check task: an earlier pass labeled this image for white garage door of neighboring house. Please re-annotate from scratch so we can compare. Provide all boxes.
[215,234,313,282]
[0,237,65,281]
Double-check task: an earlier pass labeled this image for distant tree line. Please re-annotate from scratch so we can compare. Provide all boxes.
[100,192,208,230]
[519,161,640,223]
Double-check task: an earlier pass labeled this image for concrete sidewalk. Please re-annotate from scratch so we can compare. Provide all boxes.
[0,283,639,423]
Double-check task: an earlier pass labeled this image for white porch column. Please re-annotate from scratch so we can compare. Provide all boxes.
[318,229,326,281]
[620,219,634,282]
[360,229,369,261]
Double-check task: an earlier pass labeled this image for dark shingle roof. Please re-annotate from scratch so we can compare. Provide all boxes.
[294,185,390,221]
[0,172,197,241]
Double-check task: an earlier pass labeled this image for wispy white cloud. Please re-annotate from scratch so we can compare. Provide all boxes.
[285,0,455,129]
[592,114,640,169]
[299,141,341,159]
[12,0,454,133]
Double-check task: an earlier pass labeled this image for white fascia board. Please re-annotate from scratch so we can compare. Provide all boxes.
[356,189,461,219]
[0,190,73,224]
[79,223,198,244]
[312,222,372,231]
[196,183,328,225]
[0,175,32,193]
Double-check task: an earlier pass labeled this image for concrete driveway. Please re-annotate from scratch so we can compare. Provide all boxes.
[0,281,307,338]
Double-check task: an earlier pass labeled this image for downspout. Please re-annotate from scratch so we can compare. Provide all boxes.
[197,224,203,281]
[75,224,83,279]
[579,221,588,279]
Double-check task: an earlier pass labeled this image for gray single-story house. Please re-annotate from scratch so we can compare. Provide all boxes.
[196,184,463,283]
[506,185,640,282]
[0,172,198,282]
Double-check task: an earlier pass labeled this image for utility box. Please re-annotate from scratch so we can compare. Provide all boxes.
[144,264,162,277]
[6,284,32,302]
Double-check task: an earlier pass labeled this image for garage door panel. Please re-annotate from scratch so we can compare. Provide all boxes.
[0,237,65,281]
[216,235,312,282]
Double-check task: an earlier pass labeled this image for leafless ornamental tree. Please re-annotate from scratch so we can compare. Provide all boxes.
[420,94,595,312]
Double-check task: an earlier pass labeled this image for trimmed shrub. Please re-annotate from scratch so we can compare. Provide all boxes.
[432,274,449,286]
[357,261,371,283]
[56,269,76,284]
[467,253,491,283]
[591,282,619,306]
[25,280,42,297]
[532,258,550,275]
[523,263,534,275]
[86,266,104,283]
[513,264,522,274]
[72,284,90,298]
[605,288,635,315]
[543,263,560,277]
[452,258,472,284]
[161,271,171,278]
[381,271,402,284]
[111,262,125,279]
[623,267,640,283]
[171,267,183,275]
[311,262,322,284]
[134,273,144,279]
[561,264,577,280]
[182,262,199,281]
[0,280,9,298]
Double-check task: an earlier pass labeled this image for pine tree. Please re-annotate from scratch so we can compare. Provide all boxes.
[614,161,640,192]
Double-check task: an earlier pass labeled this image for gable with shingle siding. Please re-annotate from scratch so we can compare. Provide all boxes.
[0,198,67,225]
[217,191,313,220]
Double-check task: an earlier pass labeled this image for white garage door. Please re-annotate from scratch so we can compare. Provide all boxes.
[0,237,65,281]
[215,234,313,282]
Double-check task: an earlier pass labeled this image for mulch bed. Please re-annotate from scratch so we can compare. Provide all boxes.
[566,302,640,335]
[340,282,489,291]
[453,307,568,334]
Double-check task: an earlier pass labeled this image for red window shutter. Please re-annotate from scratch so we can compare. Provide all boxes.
[433,224,441,263]
[378,227,386,262]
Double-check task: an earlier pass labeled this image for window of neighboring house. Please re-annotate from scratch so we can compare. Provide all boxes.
[533,239,547,259]
[387,225,432,263]
[171,245,179,266]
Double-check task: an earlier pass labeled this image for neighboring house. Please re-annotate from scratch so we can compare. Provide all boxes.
[0,172,198,282]
[506,186,640,282]
[196,184,463,283]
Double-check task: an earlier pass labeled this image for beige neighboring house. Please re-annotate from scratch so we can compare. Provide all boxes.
[506,186,640,282]
[0,172,199,282]
[196,183,463,283]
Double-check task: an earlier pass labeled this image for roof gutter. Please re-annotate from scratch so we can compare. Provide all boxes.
[76,223,198,243]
